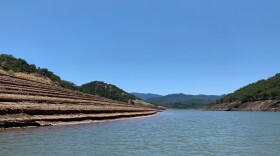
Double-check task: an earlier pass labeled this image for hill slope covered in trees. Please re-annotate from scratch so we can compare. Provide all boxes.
[0,54,79,90]
[81,81,139,103]
[0,54,144,104]
[218,73,280,103]
[209,74,280,111]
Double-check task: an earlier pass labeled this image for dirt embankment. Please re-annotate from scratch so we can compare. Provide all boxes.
[207,100,280,112]
[0,73,158,128]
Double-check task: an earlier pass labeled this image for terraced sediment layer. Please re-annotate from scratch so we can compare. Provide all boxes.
[0,73,158,128]
[207,100,280,112]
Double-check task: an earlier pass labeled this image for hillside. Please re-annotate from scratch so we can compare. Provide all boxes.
[209,74,280,111]
[0,54,79,90]
[133,93,223,109]
[81,81,139,103]
[218,73,280,103]
[131,92,162,100]
[0,73,158,128]
[0,54,149,105]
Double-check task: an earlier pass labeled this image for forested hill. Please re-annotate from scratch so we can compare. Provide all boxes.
[81,81,139,103]
[218,73,280,103]
[0,54,141,104]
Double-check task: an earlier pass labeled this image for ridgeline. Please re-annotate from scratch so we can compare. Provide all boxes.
[132,93,223,109]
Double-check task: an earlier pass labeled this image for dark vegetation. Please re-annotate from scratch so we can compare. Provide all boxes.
[0,54,139,103]
[218,74,280,103]
[81,81,139,103]
[147,93,223,102]
[150,99,215,109]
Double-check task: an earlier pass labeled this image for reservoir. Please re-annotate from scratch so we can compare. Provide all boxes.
[0,110,279,156]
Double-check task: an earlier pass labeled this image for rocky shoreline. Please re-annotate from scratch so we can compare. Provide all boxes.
[207,100,280,112]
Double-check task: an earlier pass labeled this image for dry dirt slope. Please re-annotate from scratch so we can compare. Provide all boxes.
[0,73,158,128]
[207,100,280,112]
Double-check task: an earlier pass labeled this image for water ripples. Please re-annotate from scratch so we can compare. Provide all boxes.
[0,110,280,156]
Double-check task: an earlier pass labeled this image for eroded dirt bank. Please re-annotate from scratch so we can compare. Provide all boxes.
[207,100,280,112]
[0,73,158,128]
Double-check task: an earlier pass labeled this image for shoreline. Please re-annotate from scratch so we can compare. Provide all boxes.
[207,100,280,112]
[0,73,160,129]
[0,111,159,129]
[39,112,159,127]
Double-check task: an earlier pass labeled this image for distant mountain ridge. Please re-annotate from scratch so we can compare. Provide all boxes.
[132,93,224,109]
[147,93,223,102]
[131,92,162,100]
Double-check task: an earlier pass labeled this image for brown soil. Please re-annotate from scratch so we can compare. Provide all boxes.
[0,73,158,128]
[207,100,280,112]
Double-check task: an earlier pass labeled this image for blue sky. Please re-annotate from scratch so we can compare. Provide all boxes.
[1,0,280,95]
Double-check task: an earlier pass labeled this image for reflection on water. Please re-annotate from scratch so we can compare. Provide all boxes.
[0,110,280,156]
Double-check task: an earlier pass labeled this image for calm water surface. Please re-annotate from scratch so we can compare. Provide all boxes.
[0,110,280,156]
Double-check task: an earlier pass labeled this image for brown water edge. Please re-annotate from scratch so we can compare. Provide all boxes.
[0,111,158,129]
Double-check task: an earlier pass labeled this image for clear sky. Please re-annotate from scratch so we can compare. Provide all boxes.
[1,0,280,95]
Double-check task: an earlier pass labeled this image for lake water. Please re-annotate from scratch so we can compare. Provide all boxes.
[0,110,280,156]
